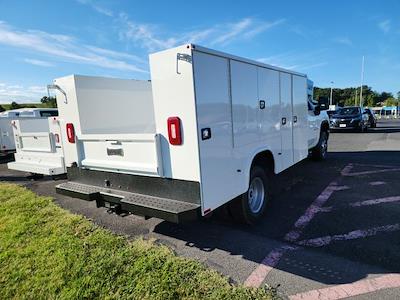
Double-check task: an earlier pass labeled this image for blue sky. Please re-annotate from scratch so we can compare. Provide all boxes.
[0,0,399,103]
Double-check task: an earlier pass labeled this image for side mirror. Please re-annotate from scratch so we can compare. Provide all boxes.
[314,105,321,115]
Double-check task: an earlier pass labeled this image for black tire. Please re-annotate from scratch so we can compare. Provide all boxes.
[228,165,272,225]
[311,130,328,160]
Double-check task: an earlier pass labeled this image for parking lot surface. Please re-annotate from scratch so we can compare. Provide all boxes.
[1,119,400,299]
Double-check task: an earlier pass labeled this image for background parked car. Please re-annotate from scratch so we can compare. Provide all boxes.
[330,106,369,132]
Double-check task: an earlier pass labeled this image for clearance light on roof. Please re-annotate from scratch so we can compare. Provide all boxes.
[167,117,182,145]
[66,123,75,144]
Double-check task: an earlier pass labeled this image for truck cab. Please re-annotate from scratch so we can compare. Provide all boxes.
[306,79,330,159]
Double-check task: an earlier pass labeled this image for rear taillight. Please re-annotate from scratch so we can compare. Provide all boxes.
[66,123,75,143]
[167,117,182,145]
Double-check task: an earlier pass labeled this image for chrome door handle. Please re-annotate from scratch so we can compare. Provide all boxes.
[293,116,297,123]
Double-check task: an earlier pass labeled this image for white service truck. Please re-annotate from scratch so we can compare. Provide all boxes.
[7,116,66,176]
[0,108,58,155]
[55,44,329,224]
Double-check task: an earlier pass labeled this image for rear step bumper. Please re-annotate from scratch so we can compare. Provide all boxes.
[8,161,65,176]
[56,182,200,223]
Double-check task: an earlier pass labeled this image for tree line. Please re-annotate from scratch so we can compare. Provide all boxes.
[0,87,399,112]
[314,86,400,107]
[0,96,57,112]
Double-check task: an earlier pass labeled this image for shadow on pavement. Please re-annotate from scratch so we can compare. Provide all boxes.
[155,150,400,285]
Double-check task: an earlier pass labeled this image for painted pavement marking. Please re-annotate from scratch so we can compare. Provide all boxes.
[244,165,351,287]
[341,163,400,177]
[369,181,386,186]
[289,273,400,300]
[316,195,400,213]
[296,223,400,247]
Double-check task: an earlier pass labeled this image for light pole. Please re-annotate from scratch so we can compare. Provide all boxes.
[359,56,365,107]
[329,81,334,107]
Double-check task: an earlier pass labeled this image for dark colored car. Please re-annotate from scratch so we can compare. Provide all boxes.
[330,106,369,132]
[364,108,377,128]
[326,110,338,119]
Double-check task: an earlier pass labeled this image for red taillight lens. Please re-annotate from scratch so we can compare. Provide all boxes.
[66,123,75,143]
[167,117,182,145]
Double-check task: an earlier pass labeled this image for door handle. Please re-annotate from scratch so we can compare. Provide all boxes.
[293,116,298,123]
[282,117,287,125]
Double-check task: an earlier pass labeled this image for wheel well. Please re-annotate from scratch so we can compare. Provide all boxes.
[251,150,275,175]
[321,121,329,136]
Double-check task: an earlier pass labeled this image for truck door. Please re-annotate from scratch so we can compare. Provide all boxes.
[279,72,294,171]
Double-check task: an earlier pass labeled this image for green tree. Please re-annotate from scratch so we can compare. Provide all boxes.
[40,96,57,108]
[0,105,5,112]
[384,98,399,107]
[10,101,20,109]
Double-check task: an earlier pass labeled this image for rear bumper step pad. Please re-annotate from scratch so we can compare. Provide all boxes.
[56,182,200,223]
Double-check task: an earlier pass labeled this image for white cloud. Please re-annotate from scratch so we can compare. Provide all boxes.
[76,0,113,16]
[0,83,47,103]
[117,14,285,51]
[333,37,353,46]
[0,21,147,73]
[378,19,391,33]
[257,50,328,71]
[24,58,54,67]
[74,2,285,51]
[117,13,179,51]
[211,18,253,44]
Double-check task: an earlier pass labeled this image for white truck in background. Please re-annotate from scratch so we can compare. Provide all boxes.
[55,44,329,224]
[0,108,58,155]
[7,116,66,177]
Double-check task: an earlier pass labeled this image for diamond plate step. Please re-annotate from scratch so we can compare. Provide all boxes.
[56,182,200,223]
[56,182,101,200]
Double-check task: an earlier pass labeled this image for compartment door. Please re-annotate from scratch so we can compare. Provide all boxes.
[280,73,294,171]
[230,60,259,147]
[193,51,239,212]
[292,75,309,163]
[258,67,281,170]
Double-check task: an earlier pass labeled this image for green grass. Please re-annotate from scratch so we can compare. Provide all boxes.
[0,183,275,300]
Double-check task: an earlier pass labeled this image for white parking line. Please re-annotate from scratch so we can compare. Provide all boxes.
[243,245,298,287]
[297,224,400,247]
[317,196,400,213]
[244,165,351,288]
[341,163,400,177]
[369,181,386,186]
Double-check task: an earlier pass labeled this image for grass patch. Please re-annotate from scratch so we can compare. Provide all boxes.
[0,183,275,299]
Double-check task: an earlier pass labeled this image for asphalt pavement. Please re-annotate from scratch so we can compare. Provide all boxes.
[1,118,400,299]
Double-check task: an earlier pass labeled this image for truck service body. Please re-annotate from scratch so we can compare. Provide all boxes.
[55,44,329,223]
[0,108,58,155]
[7,116,66,176]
